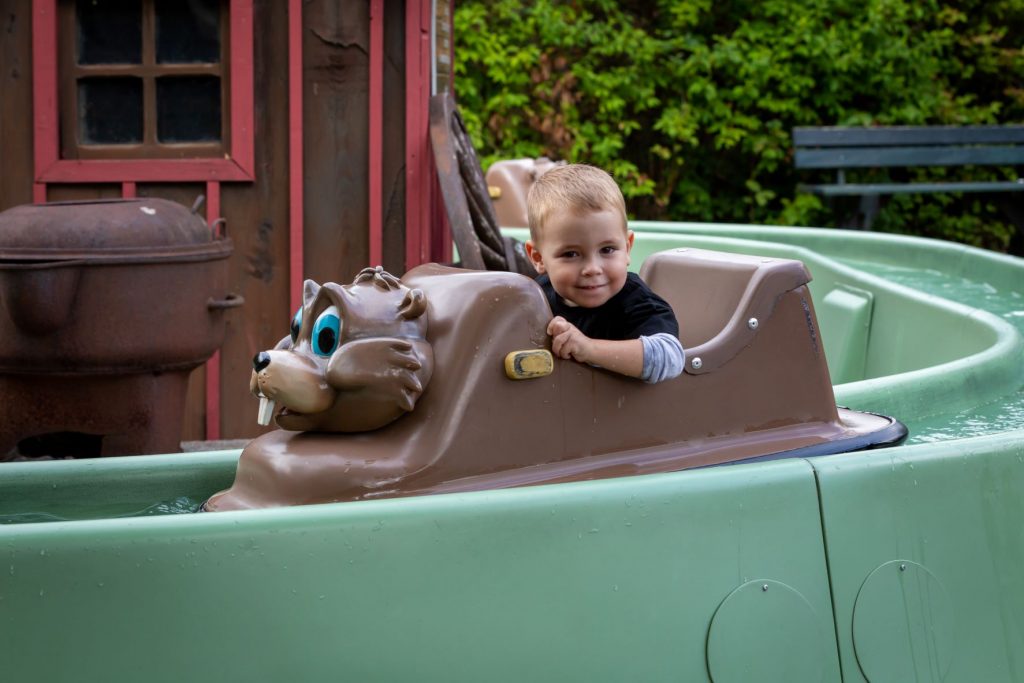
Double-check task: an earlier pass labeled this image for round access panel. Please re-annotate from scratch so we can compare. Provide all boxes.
[852,560,954,682]
[706,579,827,683]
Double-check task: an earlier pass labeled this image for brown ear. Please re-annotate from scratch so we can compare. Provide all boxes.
[302,279,321,308]
[399,288,427,320]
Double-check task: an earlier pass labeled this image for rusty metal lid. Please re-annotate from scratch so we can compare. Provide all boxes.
[0,198,228,262]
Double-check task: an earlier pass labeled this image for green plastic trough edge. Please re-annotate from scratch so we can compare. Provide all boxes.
[3,225,1024,683]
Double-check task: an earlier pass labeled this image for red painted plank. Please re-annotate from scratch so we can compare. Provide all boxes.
[421,0,433,265]
[32,0,59,188]
[37,158,254,183]
[405,0,433,270]
[121,182,137,199]
[368,0,384,267]
[229,1,256,177]
[205,181,222,441]
[288,0,304,312]
[404,0,419,271]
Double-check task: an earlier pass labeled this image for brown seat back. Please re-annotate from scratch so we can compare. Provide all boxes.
[641,248,812,374]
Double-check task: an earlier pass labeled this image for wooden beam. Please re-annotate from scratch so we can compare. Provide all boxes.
[794,125,1024,148]
[32,0,59,190]
[368,0,384,266]
[288,0,304,311]
[794,146,1024,170]
[205,180,222,441]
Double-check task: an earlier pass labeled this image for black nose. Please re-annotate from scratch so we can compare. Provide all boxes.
[253,351,271,372]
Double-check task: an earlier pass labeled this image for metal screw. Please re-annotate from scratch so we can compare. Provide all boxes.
[747,317,759,330]
[899,563,906,571]
[691,357,703,370]
[762,584,769,592]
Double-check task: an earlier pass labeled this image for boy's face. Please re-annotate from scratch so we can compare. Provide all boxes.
[525,208,634,308]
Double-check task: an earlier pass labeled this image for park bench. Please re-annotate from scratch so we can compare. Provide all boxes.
[792,125,1024,230]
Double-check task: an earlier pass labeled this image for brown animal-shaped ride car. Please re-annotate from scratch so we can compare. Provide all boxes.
[204,249,905,511]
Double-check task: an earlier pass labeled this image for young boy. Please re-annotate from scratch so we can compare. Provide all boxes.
[524,164,685,383]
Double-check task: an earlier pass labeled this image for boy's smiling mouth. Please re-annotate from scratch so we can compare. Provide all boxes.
[571,282,613,306]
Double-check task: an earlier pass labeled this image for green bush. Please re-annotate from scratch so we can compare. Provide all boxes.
[454,0,1024,251]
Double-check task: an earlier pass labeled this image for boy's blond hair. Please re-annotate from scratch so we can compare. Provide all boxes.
[526,164,627,243]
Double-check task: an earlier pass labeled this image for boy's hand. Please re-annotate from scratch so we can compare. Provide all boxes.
[546,316,645,379]
[548,316,593,363]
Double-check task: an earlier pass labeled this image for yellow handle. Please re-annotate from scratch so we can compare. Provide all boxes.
[504,349,553,380]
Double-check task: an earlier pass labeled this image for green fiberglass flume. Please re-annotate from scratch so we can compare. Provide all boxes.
[2,226,1023,682]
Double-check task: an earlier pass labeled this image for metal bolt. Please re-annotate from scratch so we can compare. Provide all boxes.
[899,563,906,571]
[762,584,769,592]
[747,317,759,330]
[691,357,703,370]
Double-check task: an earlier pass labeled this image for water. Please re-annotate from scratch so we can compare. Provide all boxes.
[135,495,205,516]
[839,260,1024,321]
[0,495,203,525]
[837,258,1024,444]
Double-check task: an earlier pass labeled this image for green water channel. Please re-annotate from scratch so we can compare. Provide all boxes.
[837,258,1024,444]
[4,227,1022,526]
[5,226,1024,683]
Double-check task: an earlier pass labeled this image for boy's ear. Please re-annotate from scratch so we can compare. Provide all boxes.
[525,240,546,274]
[626,230,635,264]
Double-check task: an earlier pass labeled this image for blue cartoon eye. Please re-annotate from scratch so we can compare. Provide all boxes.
[312,306,341,357]
[290,308,302,343]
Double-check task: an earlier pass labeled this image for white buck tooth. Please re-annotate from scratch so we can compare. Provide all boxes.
[257,396,276,426]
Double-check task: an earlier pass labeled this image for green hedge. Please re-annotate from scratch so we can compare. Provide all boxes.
[454,0,1024,251]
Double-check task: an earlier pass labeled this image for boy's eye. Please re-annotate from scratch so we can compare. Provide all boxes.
[559,250,579,259]
[600,246,617,254]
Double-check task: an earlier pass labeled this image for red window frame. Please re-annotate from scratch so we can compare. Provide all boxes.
[32,0,255,184]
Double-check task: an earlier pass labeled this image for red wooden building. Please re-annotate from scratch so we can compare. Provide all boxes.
[0,0,455,444]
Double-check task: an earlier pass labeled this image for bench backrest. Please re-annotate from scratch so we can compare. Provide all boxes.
[793,125,1024,170]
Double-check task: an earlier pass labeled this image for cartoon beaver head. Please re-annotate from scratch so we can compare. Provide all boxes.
[251,267,433,432]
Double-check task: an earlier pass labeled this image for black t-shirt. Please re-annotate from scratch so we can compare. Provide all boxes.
[536,272,679,341]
